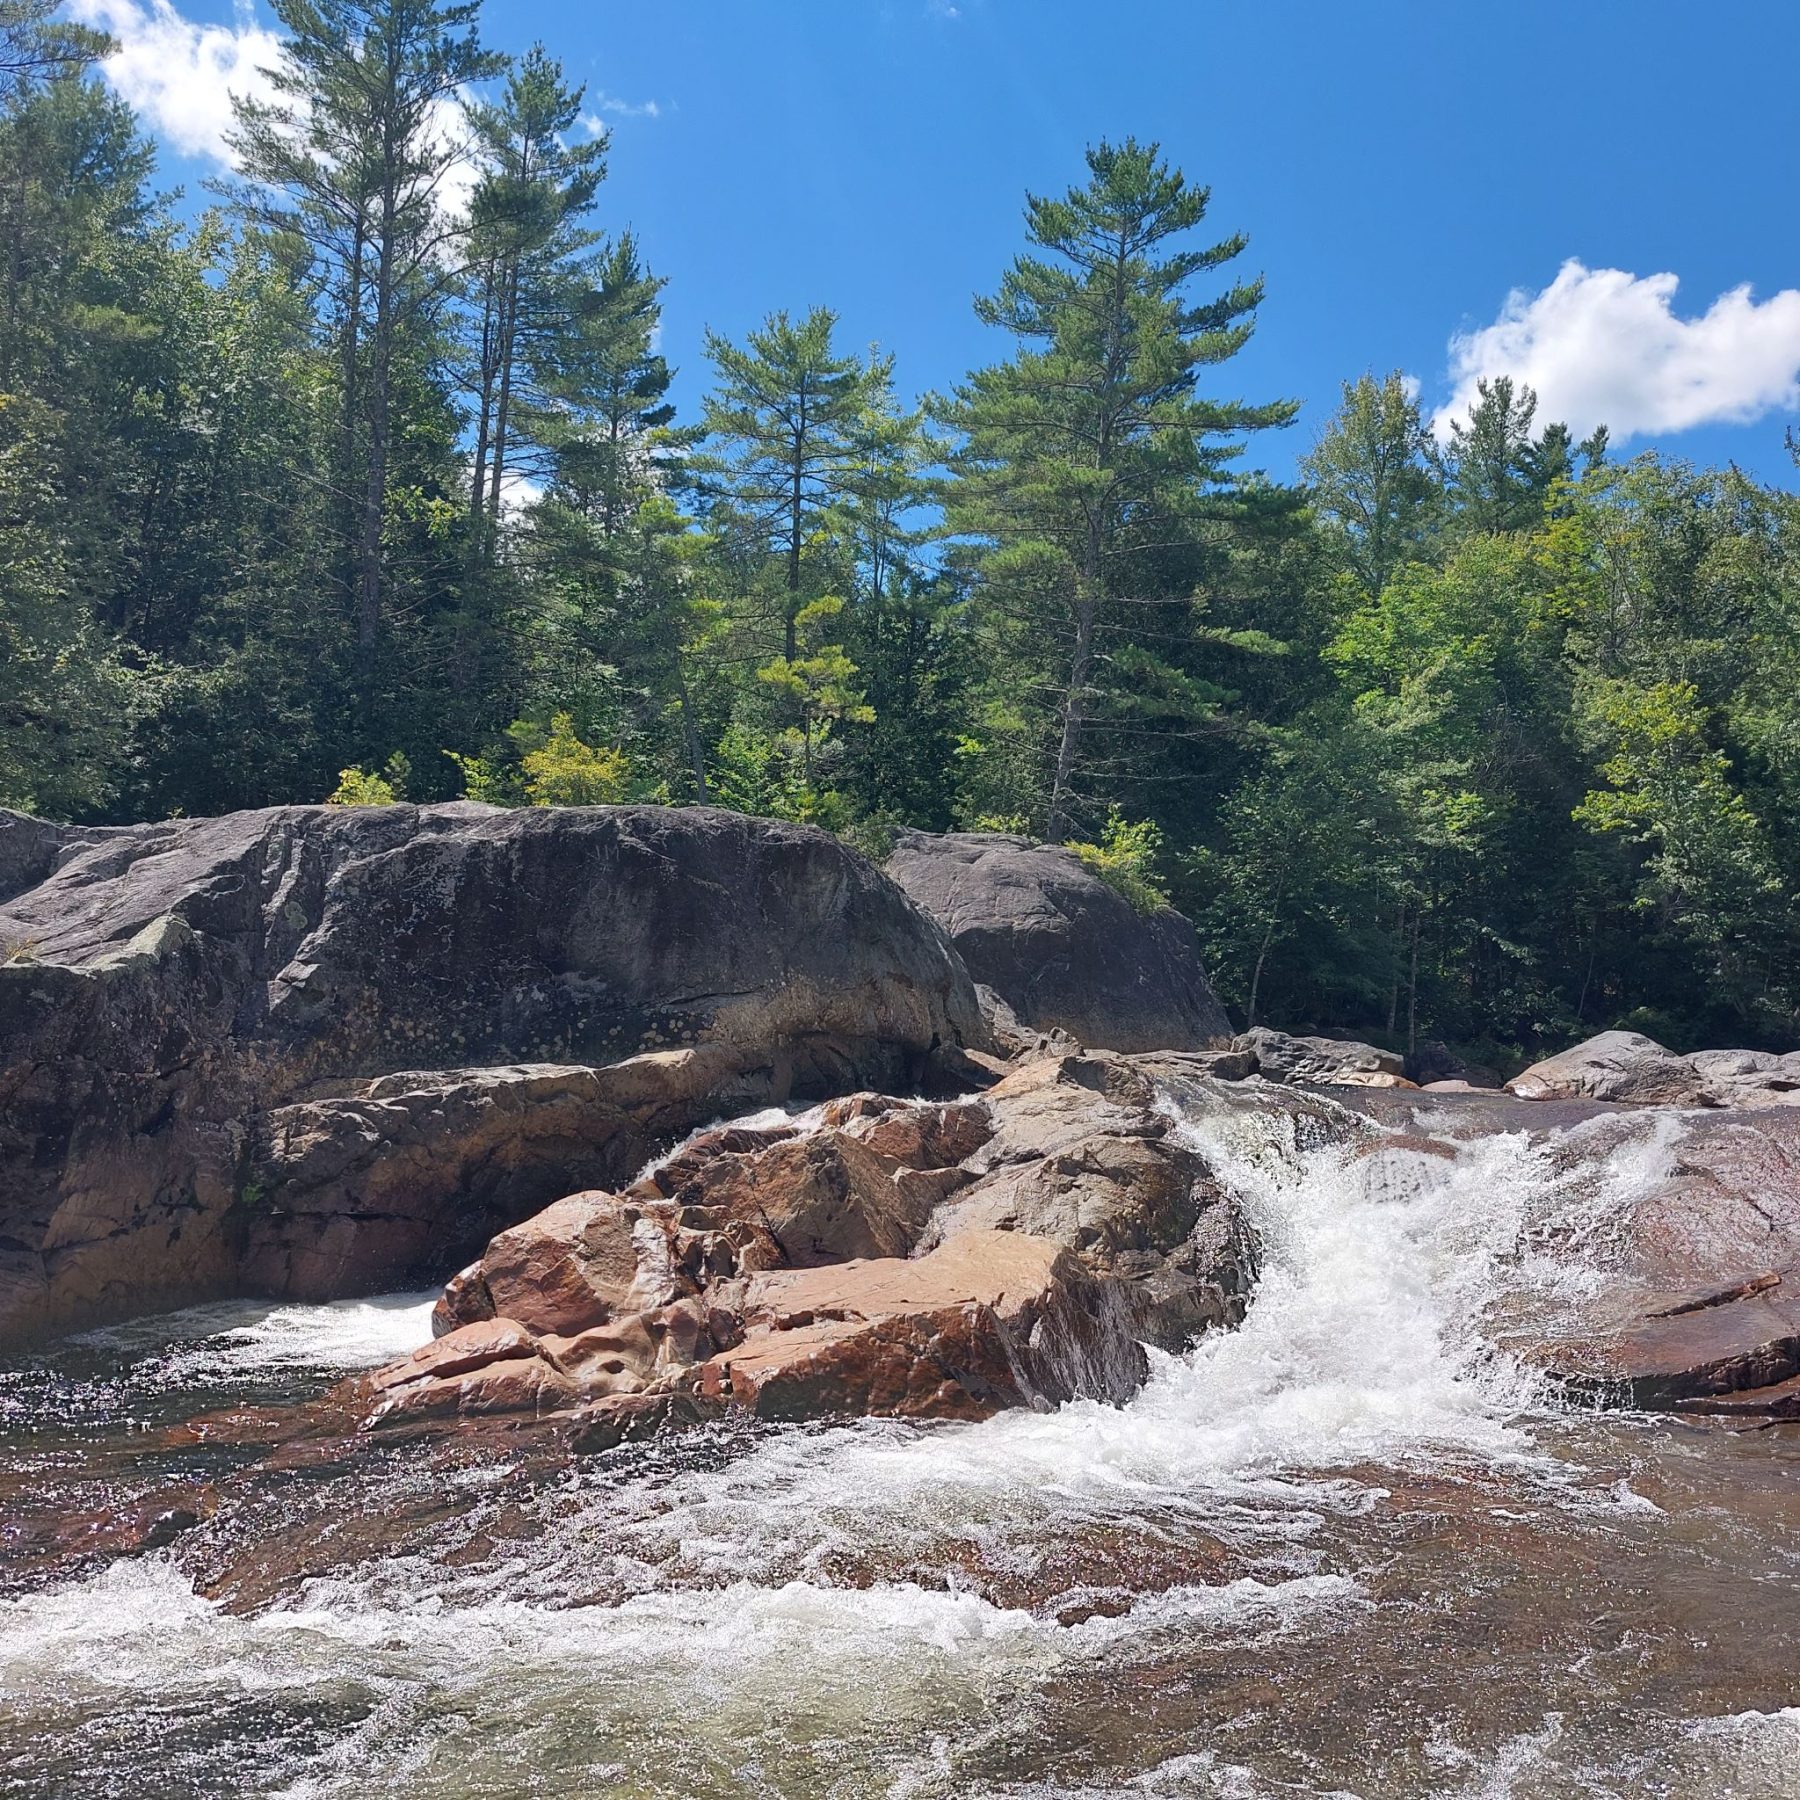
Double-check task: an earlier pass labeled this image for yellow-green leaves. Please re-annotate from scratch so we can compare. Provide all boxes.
[519,713,630,807]
[325,753,411,806]
[1066,807,1170,915]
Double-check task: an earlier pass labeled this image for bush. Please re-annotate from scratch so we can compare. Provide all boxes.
[325,752,410,807]
[444,749,523,806]
[519,713,630,807]
[1066,807,1170,916]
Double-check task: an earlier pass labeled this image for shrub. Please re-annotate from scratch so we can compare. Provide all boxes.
[325,752,410,806]
[1066,807,1170,916]
[520,712,630,807]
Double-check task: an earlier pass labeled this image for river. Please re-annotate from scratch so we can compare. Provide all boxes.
[2,1089,1797,1797]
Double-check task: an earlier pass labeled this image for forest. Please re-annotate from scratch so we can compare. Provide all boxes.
[3,0,1797,1065]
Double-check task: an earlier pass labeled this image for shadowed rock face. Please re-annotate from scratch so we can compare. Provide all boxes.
[884,830,1232,1053]
[0,804,983,1344]
[365,1051,1256,1432]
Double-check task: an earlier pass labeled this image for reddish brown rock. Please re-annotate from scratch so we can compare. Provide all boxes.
[1469,1101,1800,1410]
[921,1053,1255,1349]
[695,1230,1147,1420]
[365,1318,581,1424]
[362,1052,1254,1436]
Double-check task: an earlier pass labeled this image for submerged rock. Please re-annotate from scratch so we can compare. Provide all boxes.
[358,1051,1255,1433]
[0,803,982,1343]
[884,830,1232,1052]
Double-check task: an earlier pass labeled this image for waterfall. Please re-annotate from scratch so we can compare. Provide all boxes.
[0,1085,1793,1799]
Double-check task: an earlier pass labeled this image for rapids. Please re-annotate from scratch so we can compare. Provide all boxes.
[2,1089,1798,1797]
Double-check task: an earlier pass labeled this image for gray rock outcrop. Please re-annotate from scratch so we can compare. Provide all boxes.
[1508,1030,1800,1110]
[884,830,1231,1053]
[0,803,983,1343]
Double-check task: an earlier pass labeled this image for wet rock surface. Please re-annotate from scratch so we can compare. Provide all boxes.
[360,1052,1254,1434]
[884,829,1231,1051]
[7,1033,1800,1798]
[1345,1086,1800,1415]
[0,803,982,1344]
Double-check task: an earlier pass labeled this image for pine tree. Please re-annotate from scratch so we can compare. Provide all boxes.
[546,232,678,541]
[229,0,501,657]
[462,45,606,533]
[0,0,110,104]
[699,307,892,660]
[939,138,1295,838]
[1441,375,1542,535]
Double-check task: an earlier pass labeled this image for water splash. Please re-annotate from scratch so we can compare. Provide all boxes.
[0,1082,1787,1799]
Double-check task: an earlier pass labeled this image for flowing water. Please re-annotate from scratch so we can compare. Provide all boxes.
[2,1091,1798,1797]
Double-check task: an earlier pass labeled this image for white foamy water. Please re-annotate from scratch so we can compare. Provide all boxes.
[0,1085,1780,1799]
[70,1289,440,1387]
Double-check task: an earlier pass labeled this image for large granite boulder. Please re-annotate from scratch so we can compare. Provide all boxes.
[367,1049,1256,1432]
[883,830,1231,1053]
[1508,1030,1800,1110]
[0,804,983,1343]
[1232,1027,1414,1088]
[1506,1030,1712,1106]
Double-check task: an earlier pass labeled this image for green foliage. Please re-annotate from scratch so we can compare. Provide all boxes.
[1066,808,1171,915]
[327,753,411,806]
[518,712,630,806]
[939,136,1297,837]
[1575,678,1788,1004]
[1,56,1793,1063]
[1303,372,1440,594]
[444,749,522,806]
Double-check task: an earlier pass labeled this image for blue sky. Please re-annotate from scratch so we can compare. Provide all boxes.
[72,0,1800,484]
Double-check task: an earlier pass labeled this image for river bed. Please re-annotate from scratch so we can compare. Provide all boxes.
[2,1095,1797,1797]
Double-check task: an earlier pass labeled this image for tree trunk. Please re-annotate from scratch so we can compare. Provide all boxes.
[1246,875,1285,1029]
[469,259,498,522]
[339,210,366,510]
[486,251,522,522]
[1387,901,1404,1036]
[358,179,397,662]
[1406,904,1423,1057]
[785,406,805,660]
[1047,588,1096,841]
[676,667,708,803]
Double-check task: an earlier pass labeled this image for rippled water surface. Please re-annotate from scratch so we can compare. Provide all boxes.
[2,1094,1798,1797]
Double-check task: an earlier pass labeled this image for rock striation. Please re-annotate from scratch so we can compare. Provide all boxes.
[0,803,983,1344]
[1230,1027,1415,1089]
[884,830,1231,1053]
[360,1049,1256,1435]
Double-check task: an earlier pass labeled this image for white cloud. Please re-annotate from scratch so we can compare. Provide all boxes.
[927,0,963,17]
[1433,259,1800,444]
[582,93,661,128]
[70,0,280,164]
[73,0,482,217]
